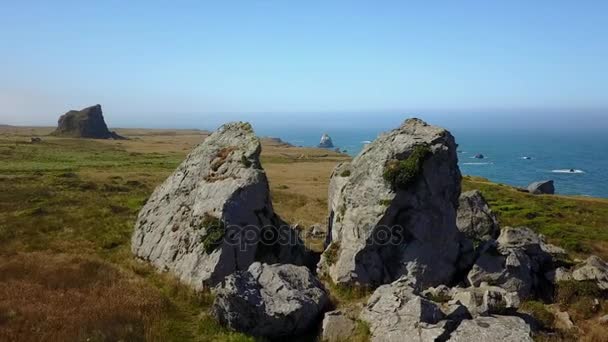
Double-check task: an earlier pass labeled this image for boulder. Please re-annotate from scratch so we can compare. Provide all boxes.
[319,118,462,288]
[467,227,564,299]
[527,180,555,195]
[447,315,533,341]
[572,256,608,290]
[321,310,358,342]
[30,137,42,143]
[456,190,500,241]
[449,285,520,316]
[318,133,334,148]
[360,277,448,342]
[132,122,310,289]
[474,154,484,159]
[51,104,125,139]
[212,262,328,338]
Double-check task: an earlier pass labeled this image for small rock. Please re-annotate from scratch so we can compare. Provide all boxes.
[30,137,42,143]
[321,310,358,342]
[447,315,533,342]
[527,180,555,195]
[212,262,328,338]
[598,314,608,325]
[474,154,485,159]
[457,190,500,241]
[572,256,608,290]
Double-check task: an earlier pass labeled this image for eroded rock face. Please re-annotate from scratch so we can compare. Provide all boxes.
[360,277,448,342]
[318,133,334,148]
[467,227,565,299]
[212,262,328,338]
[131,122,308,288]
[51,104,125,139]
[319,118,462,288]
[447,315,533,342]
[457,190,499,241]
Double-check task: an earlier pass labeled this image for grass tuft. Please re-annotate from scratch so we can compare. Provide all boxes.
[383,144,431,189]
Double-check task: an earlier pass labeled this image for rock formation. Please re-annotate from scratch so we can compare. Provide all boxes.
[467,226,566,300]
[212,262,328,337]
[474,154,484,159]
[319,118,462,288]
[318,133,334,148]
[447,315,533,342]
[51,104,125,139]
[527,180,555,195]
[131,122,310,289]
[456,190,500,241]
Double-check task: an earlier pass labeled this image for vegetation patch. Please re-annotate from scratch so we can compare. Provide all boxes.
[340,169,351,177]
[520,300,555,328]
[200,213,226,253]
[378,199,392,207]
[383,144,431,189]
[325,242,341,265]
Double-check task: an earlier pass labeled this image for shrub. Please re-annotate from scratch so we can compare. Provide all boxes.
[555,280,601,305]
[201,214,225,253]
[520,301,555,328]
[340,169,351,177]
[325,242,340,265]
[382,144,431,189]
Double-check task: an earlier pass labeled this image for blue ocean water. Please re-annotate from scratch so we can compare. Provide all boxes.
[260,127,608,198]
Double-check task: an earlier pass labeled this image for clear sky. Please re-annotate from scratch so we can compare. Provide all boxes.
[1,0,607,131]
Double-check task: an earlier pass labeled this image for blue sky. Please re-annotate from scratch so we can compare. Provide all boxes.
[1,0,607,131]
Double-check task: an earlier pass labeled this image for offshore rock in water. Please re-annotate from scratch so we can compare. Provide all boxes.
[318,133,334,148]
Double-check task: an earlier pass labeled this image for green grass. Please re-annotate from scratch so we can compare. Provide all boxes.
[0,138,262,341]
[462,176,608,258]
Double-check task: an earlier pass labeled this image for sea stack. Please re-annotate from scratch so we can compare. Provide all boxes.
[51,104,125,139]
[318,133,334,148]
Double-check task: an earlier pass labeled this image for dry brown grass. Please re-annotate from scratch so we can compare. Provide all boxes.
[0,252,166,342]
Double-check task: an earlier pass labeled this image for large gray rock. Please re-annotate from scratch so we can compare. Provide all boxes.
[212,262,328,338]
[467,227,564,299]
[319,118,462,288]
[449,285,520,316]
[448,315,533,341]
[572,256,608,290]
[457,190,499,241]
[132,122,309,289]
[360,277,448,342]
[527,180,555,195]
[51,104,125,139]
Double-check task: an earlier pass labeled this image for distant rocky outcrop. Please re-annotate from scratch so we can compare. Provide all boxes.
[457,190,500,241]
[212,262,328,338]
[51,104,125,139]
[318,133,334,148]
[131,122,311,289]
[527,180,555,195]
[318,118,462,288]
[474,154,484,159]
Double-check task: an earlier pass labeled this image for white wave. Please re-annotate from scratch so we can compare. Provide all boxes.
[361,140,372,144]
[462,162,493,165]
[521,156,533,160]
[552,169,585,174]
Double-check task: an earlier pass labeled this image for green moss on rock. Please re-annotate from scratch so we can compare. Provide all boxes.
[201,213,225,253]
[383,144,431,189]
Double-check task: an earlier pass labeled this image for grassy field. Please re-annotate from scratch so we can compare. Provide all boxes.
[1,126,608,341]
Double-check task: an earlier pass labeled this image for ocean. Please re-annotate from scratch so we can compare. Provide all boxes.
[259,127,608,198]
